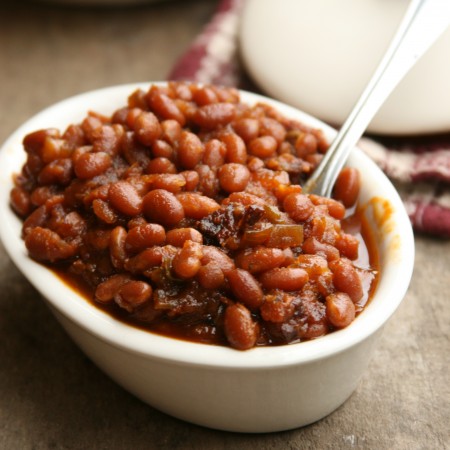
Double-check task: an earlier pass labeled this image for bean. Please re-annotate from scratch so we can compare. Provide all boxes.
[147,157,177,174]
[178,131,204,169]
[259,117,286,144]
[174,99,197,123]
[95,274,131,303]
[169,81,193,101]
[302,236,340,261]
[326,292,355,328]
[254,168,289,187]
[224,303,257,350]
[38,159,73,185]
[142,189,185,226]
[177,192,220,219]
[161,119,182,147]
[125,223,166,254]
[335,233,359,260]
[72,151,110,179]
[179,170,199,191]
[203,139,226,168]
[147,84,171,98]
[249,135,278,158]
[315,129,329,153]
[201,246,235,275]
[127,216,147,229]
[172,240,203,279]
[23,128,60,156]
[22,205,48,234]
[81,115,104,142]
[24,226,77,262]
[115,280,153,312]
[108,181,143,216]
[84,228,111,251]
[41,137,70,163]
[197,262,224,289]
[265,153,308,174]
[144,173,186,194]
[24,154,43,177]
[166,227,203,247]
[273,183,302,203]
[134,111,162,146]
[44,194,64,210]
[152,140,174,160]
[333,167,360,208]
[128,88,148,109]
[232,118,259,143]
[10,186,31,217]
[309,213,340,245]
[124,247,164,273]
[218,163,250,193]
[193,103,236,129]
[236,247,285,274]
[259,267,308,291]
[221,133,247,164]
[294,132,318,158]
[195,164,220,198]
[330,258,363,303]
[125,107,143,130]
[247,156,265,172]
[92,199,117,224]
[227,268,264,310]
[147,89,186,126]
[30,186,57,207]
[192,86,219,105]
[50,210,87,239]
[211,85,239,103]
[221,192,266,207]
[310,195,345,220]
[92,125,122,155]
[111,106,130,125]
[283,193,314,222]
[278,141,293,155]
[110,226,127,269]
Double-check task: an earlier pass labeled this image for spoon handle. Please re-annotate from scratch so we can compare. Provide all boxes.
[303,0,450,197]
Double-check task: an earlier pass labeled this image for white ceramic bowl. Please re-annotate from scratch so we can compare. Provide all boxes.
[240,0,450,135]
[0,83,414,433]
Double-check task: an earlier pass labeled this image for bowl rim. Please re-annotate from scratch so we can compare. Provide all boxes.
[0,82,415,369]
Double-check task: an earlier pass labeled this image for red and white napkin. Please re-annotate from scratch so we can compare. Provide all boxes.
[168,0,450,238]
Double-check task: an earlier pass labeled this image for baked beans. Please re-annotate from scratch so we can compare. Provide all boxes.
[11,82,378,350]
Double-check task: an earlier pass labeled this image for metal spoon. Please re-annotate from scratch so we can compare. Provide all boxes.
[303,0,450,197]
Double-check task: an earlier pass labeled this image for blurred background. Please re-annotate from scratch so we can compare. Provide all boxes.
[1,0,217,144]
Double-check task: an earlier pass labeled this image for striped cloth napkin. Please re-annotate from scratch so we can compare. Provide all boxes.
[168,0,450,237]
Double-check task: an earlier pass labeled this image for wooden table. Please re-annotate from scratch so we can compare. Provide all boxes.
[0,2,448,448]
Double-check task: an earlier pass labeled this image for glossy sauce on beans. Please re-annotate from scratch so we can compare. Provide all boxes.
[11,82,379,350]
